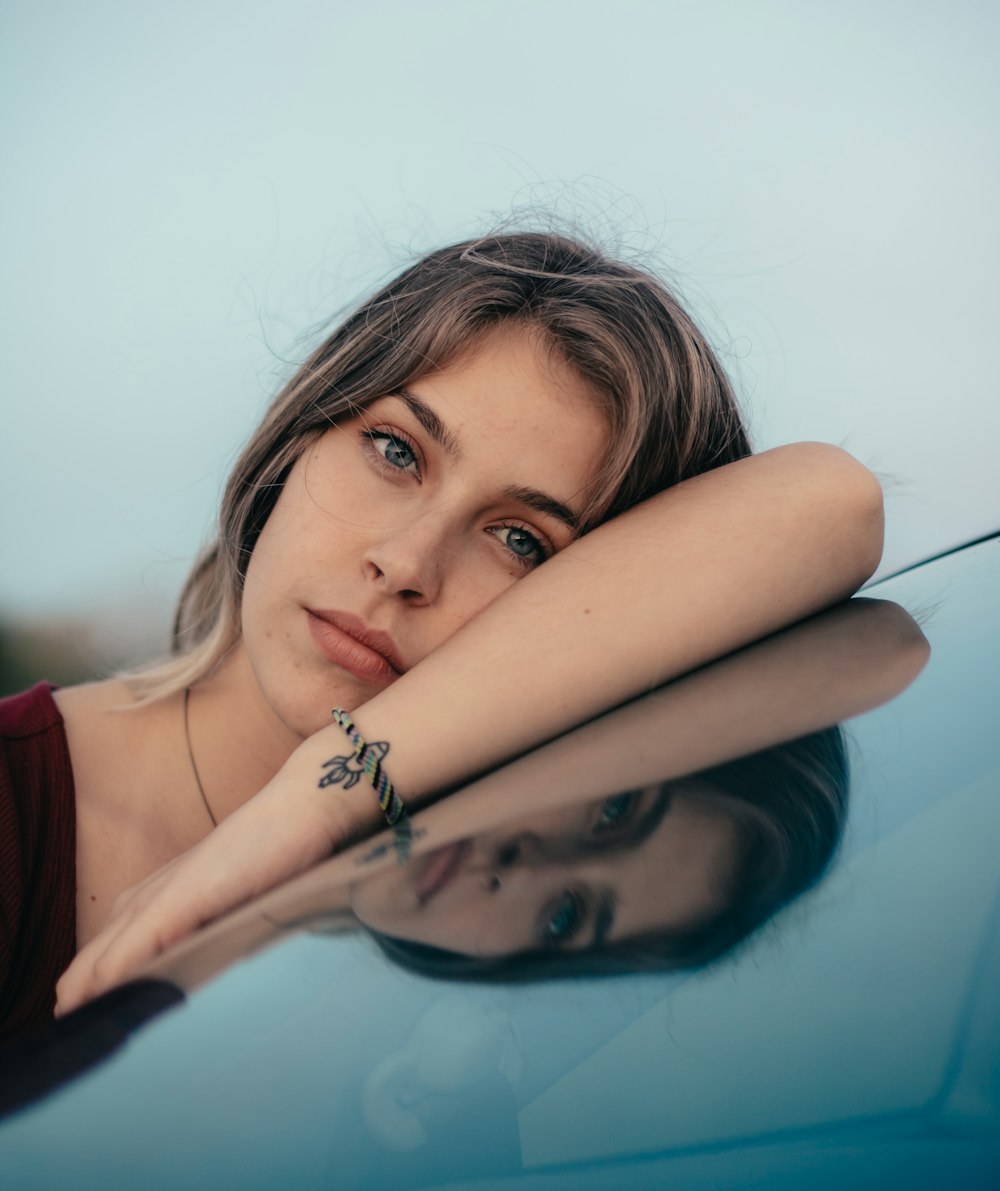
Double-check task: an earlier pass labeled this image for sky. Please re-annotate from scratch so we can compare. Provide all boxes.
[1,0,997,646]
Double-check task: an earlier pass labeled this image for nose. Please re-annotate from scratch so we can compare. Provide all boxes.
[491,832,557,875]
[362,507,450,604]
[480,832,587,899]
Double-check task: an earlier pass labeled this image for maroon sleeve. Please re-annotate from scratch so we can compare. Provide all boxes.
[0,683,77,1036]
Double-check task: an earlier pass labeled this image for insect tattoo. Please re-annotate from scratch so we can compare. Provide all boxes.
[318,740,391,791]
[319,740,421,864]
[355,817,426,867]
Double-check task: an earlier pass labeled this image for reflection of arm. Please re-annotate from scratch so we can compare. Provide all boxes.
[56,443,884,1009]
[255,597,928,911]
[398,597,929,844]
[139,596,926,996]
[316,442,884,830]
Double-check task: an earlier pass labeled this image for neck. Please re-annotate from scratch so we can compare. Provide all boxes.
[184,646,304,823]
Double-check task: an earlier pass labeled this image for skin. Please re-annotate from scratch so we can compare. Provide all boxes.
[234,326,608,743]
[57,327,608,947]
[349,787,739,955]
[56,326,886,1013]
[121,599,926,1000]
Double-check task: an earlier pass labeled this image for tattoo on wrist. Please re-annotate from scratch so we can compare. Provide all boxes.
[356,818,425,867]
[318,739,390,790]
[320,740,420,862]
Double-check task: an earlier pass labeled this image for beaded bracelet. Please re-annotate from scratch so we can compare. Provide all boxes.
[330,709,407,826]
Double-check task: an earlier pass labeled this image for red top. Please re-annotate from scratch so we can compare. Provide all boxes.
[0,683,77,1036]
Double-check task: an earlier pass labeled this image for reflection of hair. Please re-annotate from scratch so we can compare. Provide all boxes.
[369,726,849,981]
[126,231,748,700]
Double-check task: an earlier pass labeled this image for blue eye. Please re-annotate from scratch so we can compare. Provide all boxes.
[363,430,419,474]
[594,791,640,835]
[505,527,540,557]
[491,523,547,566]
[540,890,584,946]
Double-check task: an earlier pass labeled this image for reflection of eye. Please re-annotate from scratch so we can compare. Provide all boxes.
[593,791,640,835]
[539,890,584,947]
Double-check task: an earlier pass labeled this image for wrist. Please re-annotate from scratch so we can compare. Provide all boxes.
[281,718,393,852]
[328,709,407,826]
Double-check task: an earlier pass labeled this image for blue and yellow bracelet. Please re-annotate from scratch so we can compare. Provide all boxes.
[330,709,407,826]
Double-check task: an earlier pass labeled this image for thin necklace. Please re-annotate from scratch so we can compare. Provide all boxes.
[183,687,218,829]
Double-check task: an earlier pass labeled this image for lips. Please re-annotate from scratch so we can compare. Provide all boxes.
[306,609,405,683]
[414,839,472,904]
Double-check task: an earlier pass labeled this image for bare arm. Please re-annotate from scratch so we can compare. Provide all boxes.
[56,442,883,1010]
[140,597,926,1002]
[342,442,883,805]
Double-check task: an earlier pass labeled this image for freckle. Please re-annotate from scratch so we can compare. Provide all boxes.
[583,608,591,614]
[90,895,96,902]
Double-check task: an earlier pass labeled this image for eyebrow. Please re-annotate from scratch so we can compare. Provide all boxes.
[392,388,461,458]
[392,388,582,533]
[503,486,581,534]
[581,788,673,948]
[573,786,674,860]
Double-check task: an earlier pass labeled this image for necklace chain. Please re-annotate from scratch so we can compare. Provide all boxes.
[183,687,218,829]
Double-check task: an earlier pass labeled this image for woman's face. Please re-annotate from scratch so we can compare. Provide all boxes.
[348,786,739,955]
[238,326,609,738]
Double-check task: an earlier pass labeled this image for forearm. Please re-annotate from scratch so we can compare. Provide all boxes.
[139,597,927,998]
[343,596,924,857]
[54,444,884,1008]
[314,442,884,836]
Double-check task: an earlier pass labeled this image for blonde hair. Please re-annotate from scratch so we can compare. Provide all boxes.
[127,231,750,701]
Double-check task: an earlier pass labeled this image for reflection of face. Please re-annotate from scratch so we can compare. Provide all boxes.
[235,326,608,738]
[349,787,739,956]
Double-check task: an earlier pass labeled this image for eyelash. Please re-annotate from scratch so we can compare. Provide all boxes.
[539,889,586,948]
[360,428,421,476]
[359,428,552,570]
[487,522,550,570]
[592,791,642,836]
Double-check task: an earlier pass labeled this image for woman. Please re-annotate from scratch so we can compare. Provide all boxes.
[0,231,884,1030]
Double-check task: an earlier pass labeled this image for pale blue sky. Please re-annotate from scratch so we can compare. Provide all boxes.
[2,0,997,634]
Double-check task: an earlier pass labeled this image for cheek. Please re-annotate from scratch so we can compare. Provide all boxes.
[357,880,535,957]
[348,871,414,930]
[442,881,546,957]
[444,554,529,627]
[422,913,523,957]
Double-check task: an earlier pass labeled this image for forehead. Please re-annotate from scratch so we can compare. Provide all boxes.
[370,325,610,512]
[409,326,607,444]
[606,794,739,943]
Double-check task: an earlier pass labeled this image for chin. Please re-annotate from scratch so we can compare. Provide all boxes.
[279,696,341,742]
[274,670,387,741]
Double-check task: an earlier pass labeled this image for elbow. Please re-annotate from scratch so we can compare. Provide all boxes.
[837,447,884,587]
[779,442,885,592]
[850,597,932,689]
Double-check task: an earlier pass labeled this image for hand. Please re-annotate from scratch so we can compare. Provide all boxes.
[56,769,354,1015]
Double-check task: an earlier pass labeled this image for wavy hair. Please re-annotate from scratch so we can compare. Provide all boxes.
[127,231,749,700]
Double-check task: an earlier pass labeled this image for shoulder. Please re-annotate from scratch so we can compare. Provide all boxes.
[0,679,76,856]
[51,677,136,721]
[0,683,77,1036]
[0,682,72,803]
[0,681,64,739]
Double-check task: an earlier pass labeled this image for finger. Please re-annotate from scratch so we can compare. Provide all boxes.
[57,845,256,1011]
[56,901,184,1013]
